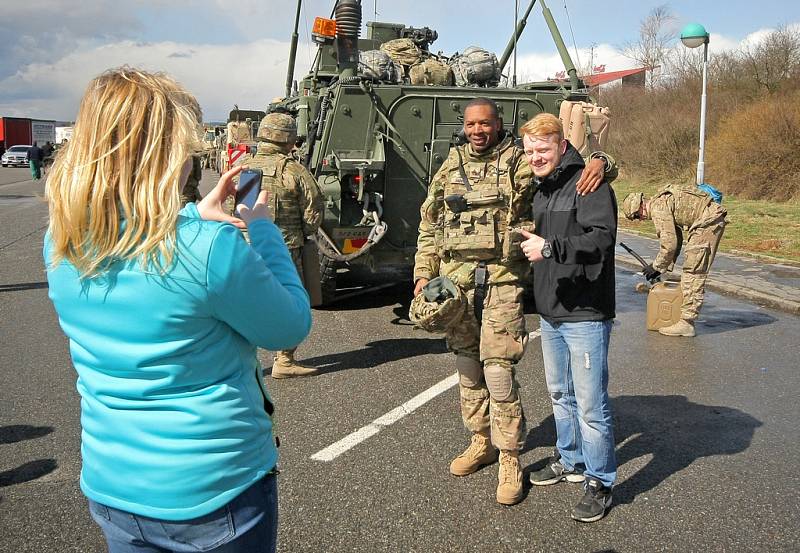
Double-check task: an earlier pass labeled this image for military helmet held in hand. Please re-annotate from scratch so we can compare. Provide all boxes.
[621,192,644,220]
[409,276,468,333]
[257,113,297,144]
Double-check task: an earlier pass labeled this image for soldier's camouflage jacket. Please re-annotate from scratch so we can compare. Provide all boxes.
[649,184,728,273]
[245,142,324,249]
[414,135,536,289]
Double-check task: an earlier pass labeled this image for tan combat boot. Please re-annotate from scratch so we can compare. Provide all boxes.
[449,432,498,476]
[496,450,524,505]
[658,319,696,337]
[271,350,320,379]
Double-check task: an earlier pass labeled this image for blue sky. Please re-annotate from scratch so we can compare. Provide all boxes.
[1,0,798,121]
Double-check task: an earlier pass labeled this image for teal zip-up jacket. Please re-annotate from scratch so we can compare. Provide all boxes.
[44,203,311,521]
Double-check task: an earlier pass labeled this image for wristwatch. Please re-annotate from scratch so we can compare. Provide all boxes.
[541,240,553,259]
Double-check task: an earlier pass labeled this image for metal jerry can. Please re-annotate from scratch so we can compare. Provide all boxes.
[646,281,682,331]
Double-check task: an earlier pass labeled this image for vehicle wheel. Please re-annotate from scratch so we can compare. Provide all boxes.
[319,253,338,305]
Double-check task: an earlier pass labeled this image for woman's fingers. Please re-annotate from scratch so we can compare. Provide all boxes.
[253,189,269,206]
[215,165,245,198]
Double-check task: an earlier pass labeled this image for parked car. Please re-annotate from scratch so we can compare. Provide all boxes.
[1,145,32,167]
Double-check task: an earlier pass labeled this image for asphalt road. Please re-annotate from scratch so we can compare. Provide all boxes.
[1,167,798,552]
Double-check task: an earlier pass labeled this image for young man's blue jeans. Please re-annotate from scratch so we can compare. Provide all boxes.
[88,473,278,553]
[539,318,617,488]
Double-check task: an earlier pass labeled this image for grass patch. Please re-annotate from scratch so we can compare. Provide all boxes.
[613,179,800,263]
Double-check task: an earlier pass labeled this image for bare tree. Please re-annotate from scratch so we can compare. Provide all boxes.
[622,5,678,88]
[741,25,800,93]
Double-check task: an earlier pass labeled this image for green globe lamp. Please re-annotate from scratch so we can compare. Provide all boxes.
[681,23,710,185]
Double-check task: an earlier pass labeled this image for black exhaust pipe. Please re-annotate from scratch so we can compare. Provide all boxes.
[335,0,361,78]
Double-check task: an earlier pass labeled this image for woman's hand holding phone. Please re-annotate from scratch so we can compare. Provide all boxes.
[237,189,273,225]
[197,165,246,229]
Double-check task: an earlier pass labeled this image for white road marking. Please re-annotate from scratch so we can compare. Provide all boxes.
[311,328,543,462]
[311,373,459,462]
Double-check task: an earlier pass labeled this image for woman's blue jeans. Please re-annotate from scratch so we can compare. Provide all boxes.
[539,318,617,488]
[88,473,278,553]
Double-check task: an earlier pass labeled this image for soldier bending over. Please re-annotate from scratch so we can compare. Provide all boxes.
[622,186,727,337]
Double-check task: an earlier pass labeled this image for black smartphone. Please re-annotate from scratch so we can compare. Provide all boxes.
[233,169,263,217]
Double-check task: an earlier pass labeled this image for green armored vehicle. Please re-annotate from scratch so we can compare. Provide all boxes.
[272,0,608,304]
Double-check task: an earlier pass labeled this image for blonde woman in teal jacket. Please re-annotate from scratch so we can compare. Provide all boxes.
[44,68,310,552]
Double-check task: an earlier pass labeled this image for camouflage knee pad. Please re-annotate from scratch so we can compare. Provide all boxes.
[456,355,482,388]
[483,362,515,402]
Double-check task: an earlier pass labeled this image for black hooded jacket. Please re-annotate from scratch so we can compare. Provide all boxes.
[531,142,617,321]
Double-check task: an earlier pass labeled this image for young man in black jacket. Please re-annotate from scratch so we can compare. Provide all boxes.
[517,113,617,523]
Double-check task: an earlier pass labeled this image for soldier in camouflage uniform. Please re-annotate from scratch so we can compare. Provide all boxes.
[413,98,615,505]
[247,113,325,377]
[622,185,727,337]
[181,98,205,207]
[180,155,204,206]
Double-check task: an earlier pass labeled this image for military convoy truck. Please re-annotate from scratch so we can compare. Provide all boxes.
[213,108,265,174]
[270,0,607,304]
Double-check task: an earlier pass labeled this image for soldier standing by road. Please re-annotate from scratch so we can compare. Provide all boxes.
[412,98,613,505]
[248,113,324,378]
[181,98,205,206]
[621,186,727,337]
[180,155,204,206]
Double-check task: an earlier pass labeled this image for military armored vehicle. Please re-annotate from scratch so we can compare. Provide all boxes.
[215,108,266,174]
[271,0,608,304]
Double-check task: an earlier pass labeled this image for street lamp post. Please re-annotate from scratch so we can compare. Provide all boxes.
[681,23,711,185]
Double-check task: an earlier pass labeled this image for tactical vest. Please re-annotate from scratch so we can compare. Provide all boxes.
[247,151,304,238]
[655,185,713,228]
[441,143,526,262]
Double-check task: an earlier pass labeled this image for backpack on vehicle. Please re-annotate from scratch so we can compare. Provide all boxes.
[380,38,423,69]
[359,50,401,83]
[558,100,611,157]
[697,183,723,203]
[409,57,454,86]
[449,46,501,87]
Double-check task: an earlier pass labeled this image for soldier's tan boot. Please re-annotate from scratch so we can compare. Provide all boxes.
[659,319,696,337]
[496,450,524,506]
[449,432,498,476]
[271,350,320,379]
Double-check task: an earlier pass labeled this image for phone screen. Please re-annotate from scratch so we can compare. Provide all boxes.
[234,169,263,217]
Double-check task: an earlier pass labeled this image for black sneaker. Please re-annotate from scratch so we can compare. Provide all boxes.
[529,452,585,486]
[571,477,612,523]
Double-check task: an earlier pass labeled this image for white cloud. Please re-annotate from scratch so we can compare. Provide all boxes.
[2,18,798,123]
[511,22,800,83]
[0,39,315,121]
[513,43,637,82]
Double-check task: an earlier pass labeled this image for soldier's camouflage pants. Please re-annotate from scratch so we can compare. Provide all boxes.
[680,216,726,321]
[275,248,305,363]
[445,283,528,451]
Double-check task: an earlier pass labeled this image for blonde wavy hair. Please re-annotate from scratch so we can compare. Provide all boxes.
[46,67,202,277]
